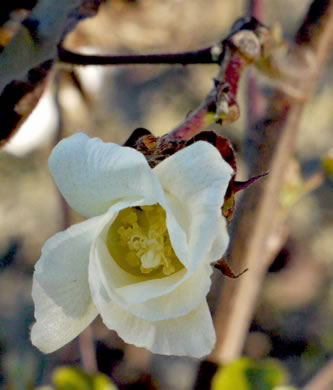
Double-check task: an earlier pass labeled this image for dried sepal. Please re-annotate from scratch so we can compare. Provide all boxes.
[125,128,265,223]
[213,257,248,279]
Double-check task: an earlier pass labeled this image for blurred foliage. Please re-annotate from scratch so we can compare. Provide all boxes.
[322,149,333,180]
[51,366,118,390]
[211,357,291,390]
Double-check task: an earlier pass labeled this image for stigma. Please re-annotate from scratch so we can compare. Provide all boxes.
[107,205,183,277]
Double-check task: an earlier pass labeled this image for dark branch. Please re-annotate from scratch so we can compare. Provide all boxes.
[57,45,224,66]
[296,0,332,47]
[57,17,268,68]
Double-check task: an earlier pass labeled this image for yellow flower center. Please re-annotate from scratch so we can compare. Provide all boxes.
[107,204,183,278]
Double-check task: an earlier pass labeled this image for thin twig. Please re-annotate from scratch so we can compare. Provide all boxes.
[165,17,271,141]
[248,0,265,21]
[78,327,98,374]
[58,45,224,66]
[123,19,273,167]
[59,18,272,144]
[209,0,333,366]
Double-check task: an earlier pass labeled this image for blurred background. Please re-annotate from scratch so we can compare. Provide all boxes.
[0,0,332,388]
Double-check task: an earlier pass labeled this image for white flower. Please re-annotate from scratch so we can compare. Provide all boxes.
[31,133,233,358]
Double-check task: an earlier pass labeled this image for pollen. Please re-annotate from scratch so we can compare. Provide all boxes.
[107,204,183,278]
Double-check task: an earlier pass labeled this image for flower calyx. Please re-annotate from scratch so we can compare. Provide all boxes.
[125,128,266,223]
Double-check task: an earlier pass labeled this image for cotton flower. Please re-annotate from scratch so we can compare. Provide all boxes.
[31,133,233,358]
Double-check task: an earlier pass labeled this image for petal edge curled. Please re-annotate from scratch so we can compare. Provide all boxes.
[154,141,233,271]
[89,261,215,357]
[49,133,162,217]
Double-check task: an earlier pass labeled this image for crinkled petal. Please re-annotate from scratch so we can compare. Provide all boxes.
[31,217,106,353]
[89,267,215,358]
[49,133,163,217]
[154,141,233,271]
[90,231,213,320]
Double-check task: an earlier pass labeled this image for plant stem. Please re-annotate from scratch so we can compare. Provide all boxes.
[209,0,333,366]
[58,45,223,66]
[78,327,98,374]
[165,17,271,142]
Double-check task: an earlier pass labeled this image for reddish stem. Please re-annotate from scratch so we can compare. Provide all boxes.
[166,18,271,142]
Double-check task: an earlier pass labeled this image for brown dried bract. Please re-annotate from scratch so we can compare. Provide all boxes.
[125,128,266,223]
[213,257,248,279]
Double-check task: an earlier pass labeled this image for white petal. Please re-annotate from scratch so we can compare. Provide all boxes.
[206,216,230,262]
[31,217,105,353]
[154,141,233,271]
[109,300,215,358]
[89,268,215,358]
[90,232,213,320]
[49,133,162,217]
[115,265,213,321]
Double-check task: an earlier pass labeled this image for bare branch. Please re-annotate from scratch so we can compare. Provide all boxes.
[121,18,274,170]
[209,0,333,365]
[78,327,98,374]
[166,17,272,141]
[58,45,223,66]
